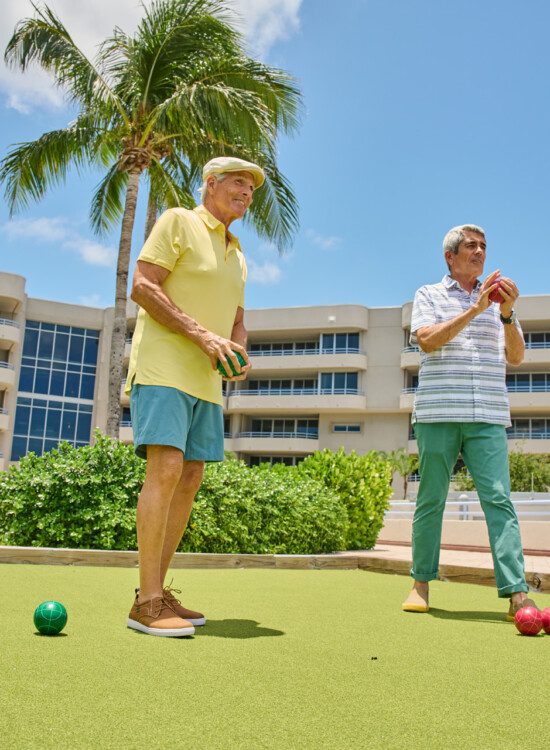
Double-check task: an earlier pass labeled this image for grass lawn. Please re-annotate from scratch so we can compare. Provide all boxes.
[1,564,549,749]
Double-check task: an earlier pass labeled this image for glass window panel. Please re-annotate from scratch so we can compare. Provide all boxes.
[27,320,40,329]
[50,370,65,396]
[30,406,46,437]
[18,366,34,393]
[68,335,84,364]
[333,425,346,432]
[46,408,61,438]
[83,337,99,365]
[348,333,359,350]
[28,438,43,456]
[61,410,76,441]
[76,412,92,442]
[346,372,358,389]
[281,380,291,389]
[80,375,96,400]
[53,333,69,362]
[14,405,31,434]
[273,420,284,432]
[531,333,544,343]
[41,323,54,332]
[57,324,70,334]
[72,327,86,336]
[38,331,54,359]
[22,329,39,358]
[65,373,80,398]
[321,373,332,390]
[11,436,27,461]
[335,333,347,350]
[334,373,346,390]
[34,369,50,394]
[322,333,334,352]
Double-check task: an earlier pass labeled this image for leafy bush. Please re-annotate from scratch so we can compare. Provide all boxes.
[0,434,144,549]
[0,435,347,554]
[454,450,550,493]
[182,462,347,554]
[297,448,393,549]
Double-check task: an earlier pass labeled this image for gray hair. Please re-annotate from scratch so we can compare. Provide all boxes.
[198,172,228,203]
[443,224,486,271]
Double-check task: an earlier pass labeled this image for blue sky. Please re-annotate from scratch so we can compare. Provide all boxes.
[1,0,550,312]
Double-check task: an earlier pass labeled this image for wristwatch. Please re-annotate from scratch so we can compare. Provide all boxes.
[500,310,516,325]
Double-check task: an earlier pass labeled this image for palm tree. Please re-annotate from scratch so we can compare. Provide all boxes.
[1,0,302,437]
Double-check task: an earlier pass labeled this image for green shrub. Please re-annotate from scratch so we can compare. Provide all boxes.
[454,451,550,493]
[0,435,347,554]
[182,462,347,554]
[0,434,144,549]
[297,448,393,549]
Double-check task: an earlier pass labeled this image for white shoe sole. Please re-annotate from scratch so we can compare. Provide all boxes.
[127,618,195,637]
[187,617,206,626]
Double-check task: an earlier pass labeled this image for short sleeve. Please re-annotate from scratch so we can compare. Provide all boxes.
[239,256,247,308]
[137,209,185,272]
[410,286,436,345]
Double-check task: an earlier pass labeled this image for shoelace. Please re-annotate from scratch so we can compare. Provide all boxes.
[164,580,183,604]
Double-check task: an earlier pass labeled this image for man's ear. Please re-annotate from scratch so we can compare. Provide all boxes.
[444,250,454,268]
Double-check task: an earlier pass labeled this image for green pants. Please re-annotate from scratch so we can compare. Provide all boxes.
[412,422,528,598]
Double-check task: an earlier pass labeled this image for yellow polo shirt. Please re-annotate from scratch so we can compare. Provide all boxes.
[126,205,247,405]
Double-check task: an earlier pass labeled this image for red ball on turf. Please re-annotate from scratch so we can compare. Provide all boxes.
[541,607,550,635]
[489,280,504,304]
[514,606,543,636]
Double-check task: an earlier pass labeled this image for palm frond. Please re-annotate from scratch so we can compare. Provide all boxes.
[90,164,128,235]
[5,2,126,118]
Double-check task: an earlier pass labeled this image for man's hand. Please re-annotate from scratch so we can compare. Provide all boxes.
[472,270,501,315]
[497,277,519,318]
[199,332,251,378]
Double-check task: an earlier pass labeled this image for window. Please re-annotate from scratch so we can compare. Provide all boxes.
[321,332,360,353]
[11,397,93,460]
[320,372,359,394]
[249,418,318,437]
[506,373,550,392]
[247,455,307,467]
[121,408,132,426]
[333,423,362,433]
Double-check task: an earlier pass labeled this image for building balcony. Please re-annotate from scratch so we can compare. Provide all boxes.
[399,387,416,411]
[227,388,367,415]
[0,408,9,431]
[508,388,550,413]
[521,343,550,367]
[124,338,132,364]
[225,431,320,454]
[400,346,420,370]
[248,349,368,374]
[120,380,130,407]
[0,272,25,309]
[0,361,16,389]
[0,318,21,350]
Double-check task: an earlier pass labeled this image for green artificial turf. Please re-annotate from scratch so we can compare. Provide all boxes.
[1,564,549,749]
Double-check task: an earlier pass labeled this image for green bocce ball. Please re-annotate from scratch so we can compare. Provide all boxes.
[34,601,68,635]
[217,351,246,378]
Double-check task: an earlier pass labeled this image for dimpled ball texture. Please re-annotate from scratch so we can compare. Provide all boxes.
[34,601,68,635]
[217,351,246,378]
[541,607,550,635]
[514,606,543,636]
[488,280,504,304]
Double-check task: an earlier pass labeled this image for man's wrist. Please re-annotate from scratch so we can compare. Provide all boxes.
[500,310,516,325]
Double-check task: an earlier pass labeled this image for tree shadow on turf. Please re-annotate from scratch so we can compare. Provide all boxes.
[196,619,285,639]
[427,608,507,624]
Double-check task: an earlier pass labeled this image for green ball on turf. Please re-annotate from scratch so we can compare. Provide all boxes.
[217,351,246,378]
[34,601,67,635]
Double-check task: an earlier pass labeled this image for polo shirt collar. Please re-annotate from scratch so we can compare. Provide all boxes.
[193,204,242,251]
[442,274,481,292]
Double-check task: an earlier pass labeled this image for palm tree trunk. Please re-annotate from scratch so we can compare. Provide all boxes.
[144,192,157,241]
[105,170,140,438]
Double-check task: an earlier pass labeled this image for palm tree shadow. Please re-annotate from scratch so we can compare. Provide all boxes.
[197,619,285,639]
[428,608,508,624]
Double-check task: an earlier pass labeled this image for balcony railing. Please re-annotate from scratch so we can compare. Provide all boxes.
[403,385,550,394]
[249,347,363,357]
[401,346,420,354]
[120,420,132,427]
[0,318,20,328]
[386,498,550,518]
[236,431,319,439]
[0,407,8,415]
[0,362,15,370]
[506,430,550,439]
[525,341,550,349]
[232,388,362,397]
[401,387,417,394]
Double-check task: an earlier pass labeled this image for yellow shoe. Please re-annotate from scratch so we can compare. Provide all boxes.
[402,588,429,613]
[506,597,537,622]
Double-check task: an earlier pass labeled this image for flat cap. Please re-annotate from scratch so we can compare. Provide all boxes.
[202,156,265,189]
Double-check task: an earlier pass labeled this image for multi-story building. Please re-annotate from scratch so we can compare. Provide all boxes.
[2,270,550,487]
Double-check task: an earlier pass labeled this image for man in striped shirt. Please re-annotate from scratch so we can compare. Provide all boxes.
[402,224,537,618]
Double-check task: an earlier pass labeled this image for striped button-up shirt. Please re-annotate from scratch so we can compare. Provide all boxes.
[410,275,521,425]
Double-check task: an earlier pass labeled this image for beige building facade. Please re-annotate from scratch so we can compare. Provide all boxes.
[1,270,549,481]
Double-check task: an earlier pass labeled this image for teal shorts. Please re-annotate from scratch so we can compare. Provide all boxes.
[130,384,224,461]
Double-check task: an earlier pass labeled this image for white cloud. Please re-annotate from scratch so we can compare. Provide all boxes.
[247,258,282,284]
[2,215,115,267]
[305,228,343,250]
[1,0,302,113]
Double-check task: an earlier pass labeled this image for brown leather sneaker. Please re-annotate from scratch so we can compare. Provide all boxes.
[163,584,206,626]
[127,593,195,637]
[506,597,538,622]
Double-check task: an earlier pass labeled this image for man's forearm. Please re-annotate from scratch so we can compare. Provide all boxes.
[231,321,248,349]
[417,306,478,352]
[504,323,525,365]
[132,277,208,346]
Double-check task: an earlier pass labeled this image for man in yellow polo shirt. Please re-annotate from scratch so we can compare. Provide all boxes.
[126,156,264,637]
